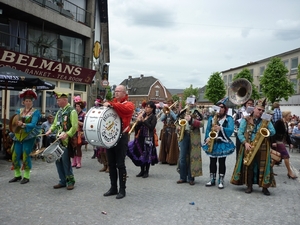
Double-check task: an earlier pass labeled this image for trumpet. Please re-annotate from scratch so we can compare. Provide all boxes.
[157,100,178,119]
[178,104,190,142]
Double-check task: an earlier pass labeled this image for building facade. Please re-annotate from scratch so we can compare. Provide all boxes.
[120,74,173,109]
[222,47,300,107]
[0,0,109,121]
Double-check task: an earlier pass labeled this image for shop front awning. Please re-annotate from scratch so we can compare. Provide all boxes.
[0,48,96,85]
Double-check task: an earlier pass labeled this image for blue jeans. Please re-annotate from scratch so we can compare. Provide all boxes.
[55,146,74,186]
[178,132,194,182]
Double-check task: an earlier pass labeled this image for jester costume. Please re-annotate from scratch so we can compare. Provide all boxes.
[10,108,41,183]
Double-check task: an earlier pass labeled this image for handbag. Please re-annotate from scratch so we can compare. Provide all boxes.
[77,131,82,145]
[270,149,281,162]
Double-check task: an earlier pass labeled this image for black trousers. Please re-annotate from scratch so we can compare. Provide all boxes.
[209,157,226,175]
[106,133,128,189]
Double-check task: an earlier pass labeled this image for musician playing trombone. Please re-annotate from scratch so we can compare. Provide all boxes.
[230,99,276,196]
[176,95,203,186]
[202,97,235,189]
[158,99,180,165]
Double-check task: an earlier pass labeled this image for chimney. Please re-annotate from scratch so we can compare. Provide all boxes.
[128,75,132,80]
[140,74,144,79]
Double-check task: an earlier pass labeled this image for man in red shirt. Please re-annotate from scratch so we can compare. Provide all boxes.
[102,85,134,199]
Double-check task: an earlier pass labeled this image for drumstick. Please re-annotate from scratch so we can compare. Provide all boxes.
[37,133,47,137]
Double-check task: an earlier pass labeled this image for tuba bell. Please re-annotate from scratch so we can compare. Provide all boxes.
[228,78,252,105]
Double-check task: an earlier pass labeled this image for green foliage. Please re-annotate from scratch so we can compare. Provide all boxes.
[204,72,226,104]
[298,64,300,79]
[260,57,294,103]
[105,86,113,101]
[233,68,260,100]
[172,94,179,102]
[180,85,199,108]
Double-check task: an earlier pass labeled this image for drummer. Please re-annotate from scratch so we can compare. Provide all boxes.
[8,89,42,184]
[45,92,78,190]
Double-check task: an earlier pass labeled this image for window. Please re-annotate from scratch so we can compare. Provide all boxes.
[259,66,265,76]
[155,90,159,97]
[74,83,86,92]
[223,75,227,84]
[249,69,254,77]
[291,58,298,74]
[228,74,232,84]
[60,82,71,89]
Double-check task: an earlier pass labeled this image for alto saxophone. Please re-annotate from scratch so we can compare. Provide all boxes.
[178,105,190,142]
[243,119,270,166]
[207,113,218,153]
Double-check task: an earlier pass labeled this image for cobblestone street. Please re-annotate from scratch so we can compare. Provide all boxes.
[1,120,300,225]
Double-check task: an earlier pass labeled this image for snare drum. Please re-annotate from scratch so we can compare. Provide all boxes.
[83,106,122,149]
[42,142,64,163]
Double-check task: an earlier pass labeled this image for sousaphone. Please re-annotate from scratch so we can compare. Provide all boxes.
[228,78,252,105]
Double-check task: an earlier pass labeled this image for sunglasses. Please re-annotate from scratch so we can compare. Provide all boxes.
[257,108,265,112]
[219,106,225,108]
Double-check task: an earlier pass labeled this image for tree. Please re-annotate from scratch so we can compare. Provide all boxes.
[233,68,260,100]
[204,72,226,104]
[181,85,199,108]
[172,94,179,103]
[105,86,113,101]
[260,57,295,103]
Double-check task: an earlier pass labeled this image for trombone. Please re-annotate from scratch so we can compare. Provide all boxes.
[128,110,144,135]
[156,100,178,119]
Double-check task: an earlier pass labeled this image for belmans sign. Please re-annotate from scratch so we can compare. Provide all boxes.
[0,48,96,84]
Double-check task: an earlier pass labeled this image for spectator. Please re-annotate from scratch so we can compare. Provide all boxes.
[272,102,282,124]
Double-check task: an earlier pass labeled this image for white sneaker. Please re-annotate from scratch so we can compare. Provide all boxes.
[218,182,224,189]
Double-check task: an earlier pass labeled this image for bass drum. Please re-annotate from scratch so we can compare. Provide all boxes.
[83,106,122,149]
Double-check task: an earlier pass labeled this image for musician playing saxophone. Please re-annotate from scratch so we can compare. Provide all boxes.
[158,99,179,165]
[202,97,235,189]
[230,99,276,196]
[176,95,203,186]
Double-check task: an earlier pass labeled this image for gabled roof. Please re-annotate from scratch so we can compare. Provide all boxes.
[168,89,184,95]
[120,76,158,95]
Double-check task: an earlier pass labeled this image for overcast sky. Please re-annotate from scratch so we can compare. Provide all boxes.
[107,0,300,89]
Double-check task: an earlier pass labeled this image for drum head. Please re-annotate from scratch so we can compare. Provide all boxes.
[98,108,122,148]
[84,107,122,148]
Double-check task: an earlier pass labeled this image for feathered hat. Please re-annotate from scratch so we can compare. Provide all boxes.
[73,95,86,109]
[94,98,103,106]
[19,89,37,100]
[216,97,229,107]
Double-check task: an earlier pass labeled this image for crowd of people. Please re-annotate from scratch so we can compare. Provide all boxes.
[3,84,299,199]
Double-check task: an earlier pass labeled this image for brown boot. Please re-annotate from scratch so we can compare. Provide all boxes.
[105,166,109,173]
[99,165,107,172]
[245,185,253,193]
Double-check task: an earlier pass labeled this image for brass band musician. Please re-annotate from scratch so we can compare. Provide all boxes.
[202,97,235,189]
[230,99,276,196]
[158,99,179,165]
[176,96,203,186]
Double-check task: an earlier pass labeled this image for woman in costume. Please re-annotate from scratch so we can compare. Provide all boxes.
[9,89,41,184]
[271,110,297,179]
[159,99,179,165]
[202,97,235,189]
[176,96,203,185]
[71,96,86,169]
[127,101,159,178]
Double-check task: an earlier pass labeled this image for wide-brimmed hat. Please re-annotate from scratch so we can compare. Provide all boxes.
[53,92,68,99]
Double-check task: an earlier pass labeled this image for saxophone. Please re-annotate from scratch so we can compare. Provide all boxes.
[178,105,190,142]
[207,113,218,153]
[243,119,270,166]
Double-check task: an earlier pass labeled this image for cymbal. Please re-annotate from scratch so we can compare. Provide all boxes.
[30,148,46,156]
[9,114,21,133]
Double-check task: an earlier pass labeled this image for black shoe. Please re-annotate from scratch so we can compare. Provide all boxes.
[262,188,270,196]
[136,171,144,177]
[142,173,149,178]
[20,178,30,184]
[9,176,22,183]
[116,190,126,199]
[103,188,118,197]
